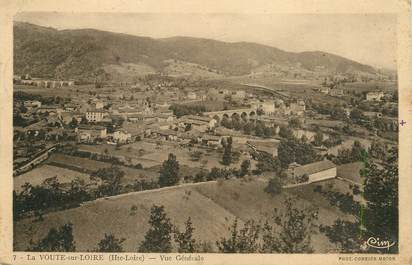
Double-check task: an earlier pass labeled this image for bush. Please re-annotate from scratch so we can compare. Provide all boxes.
[264,177,282,196]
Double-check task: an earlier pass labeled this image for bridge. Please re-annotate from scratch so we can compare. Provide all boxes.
[204,108,257,120]
[241,83,290,99]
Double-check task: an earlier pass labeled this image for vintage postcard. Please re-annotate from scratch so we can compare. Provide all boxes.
[0,0,411,264]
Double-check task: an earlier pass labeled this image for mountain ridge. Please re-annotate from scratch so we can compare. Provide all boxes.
[14,22,378,81]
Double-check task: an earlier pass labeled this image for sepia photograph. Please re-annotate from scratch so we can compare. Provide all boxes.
[10,12,399,255]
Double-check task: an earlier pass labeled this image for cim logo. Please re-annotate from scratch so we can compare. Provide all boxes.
[366,237,396,250]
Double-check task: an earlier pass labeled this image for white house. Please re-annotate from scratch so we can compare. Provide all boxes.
[260,101,275,115]
[76,125,107,143]
[288,160,337,183]
[86,110,106,122]
[24,100,42,108]
[366,91,384,101]
[112,130,132,143]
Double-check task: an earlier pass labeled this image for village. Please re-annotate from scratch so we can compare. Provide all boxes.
[11,15,399,253]
[13,72,398,192]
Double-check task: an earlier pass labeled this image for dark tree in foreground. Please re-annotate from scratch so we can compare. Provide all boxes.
[264,177,283,196]
[29,223,75,252]
[216,219,261,253]
[261,197,318,253]
[96,233,125,252]
[363,148,398,253]
[139,205,173,252]
[174,217,196,253]
[158,153,180,187]
[319,219,361,253]
[321,148,398,253]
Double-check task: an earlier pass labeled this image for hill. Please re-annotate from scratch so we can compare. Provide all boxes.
[14,22,378,82]
[14,178,355,252]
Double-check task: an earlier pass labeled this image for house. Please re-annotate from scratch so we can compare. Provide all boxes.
[64,104,78,112]
[122,122,145,140]
[37,105,62,114]
[95,101,104,109]
[179,115,217,132]
[364,111,383,119]
[85,109,106,122]
[76,125,107,143]
[60,112,83,125]
[288,160,336,183]
[201,134,222,147]
[366,91,384,101]
[187,92,197,100]
[260,101,275,115]
[112,130,132,143]
[319,87,330,94]
[153,129,178,141]
[23,100,42,108]
[233,90,246,99]
[289,100,306,115]
[330,89,344,97]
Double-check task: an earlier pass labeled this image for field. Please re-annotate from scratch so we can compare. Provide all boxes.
[47,153,158,184]
[14,165,92,192]
[14,178,355,252]
[78,141,250,171]
[336,162,364,184]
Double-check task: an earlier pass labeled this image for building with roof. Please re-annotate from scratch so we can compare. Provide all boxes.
[366,91,384,101]
[201,134,222,147]
[23,100,42,108]
[111,130,132,143]
[330,89,344,97]
[76,125,107,143]
[179,115,217,132]
[288,160,337,183]
[85,110,107,122]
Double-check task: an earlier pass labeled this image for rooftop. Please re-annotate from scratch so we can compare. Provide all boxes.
[293,160,336,176]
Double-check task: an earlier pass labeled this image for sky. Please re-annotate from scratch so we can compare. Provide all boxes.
[14,12,397,69]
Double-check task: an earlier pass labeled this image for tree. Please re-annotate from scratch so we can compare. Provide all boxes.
[320,219,362,253]
[254,122,264,137]
[158,153,180,187]
[350,108,365,124]
[69,117,78,129]
[368,141,387,161]
[255,153,282,174]
[264,177,282,196]
[261,196,318,253]
[288,117,302,129]
[221,116,233,129]
[139,205,174,252]
[29,223,76,252]
[174,217,196,253]
[278,138,318,168]
[222,137,233,166]
[243,122,255,135]
[96,233,125,252]
[313,131,323,146]
[216,219,261,253]
[278,126,294,139]
[92,166,125,196]
[239,160,251,177]
[362,148,398,253]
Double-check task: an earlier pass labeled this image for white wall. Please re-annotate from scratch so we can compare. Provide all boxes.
[309,167,337,183]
